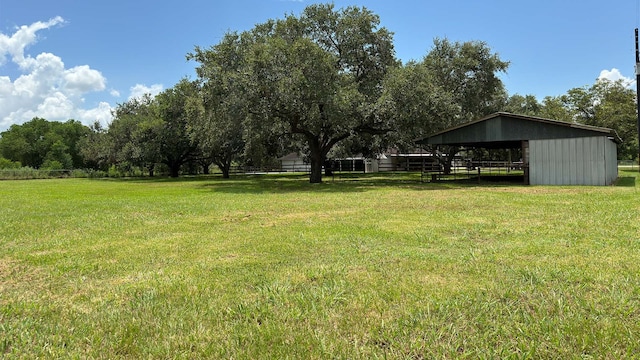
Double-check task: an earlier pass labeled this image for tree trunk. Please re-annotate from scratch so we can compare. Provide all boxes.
[309,157,323,183]
[213,159,231,179]
[221,164,230,179]
[442,146,459,175]
[324,160,333,177]
[305,135,325,183]
[308,149,325,183]
[443,161,452,175]
[169,164,180,178]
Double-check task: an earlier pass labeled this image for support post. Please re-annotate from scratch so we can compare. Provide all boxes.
[635,29,640,171]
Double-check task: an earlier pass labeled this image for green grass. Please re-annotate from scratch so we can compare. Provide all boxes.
[1,171,639,358]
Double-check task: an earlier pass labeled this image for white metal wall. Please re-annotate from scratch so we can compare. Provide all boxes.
[529,137,618,185]
[604,137,618,185]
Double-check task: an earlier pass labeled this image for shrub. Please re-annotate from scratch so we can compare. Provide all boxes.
[108,165,121,178]
[0,157,21,169]
[0,167,42,180]
[87,169,108,179]
[71,169,88,178]
[41,160,65,170]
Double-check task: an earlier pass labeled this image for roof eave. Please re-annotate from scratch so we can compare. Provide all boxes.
[415,112,622,145]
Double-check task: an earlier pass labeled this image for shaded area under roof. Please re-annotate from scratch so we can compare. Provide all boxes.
[416,112,621,149]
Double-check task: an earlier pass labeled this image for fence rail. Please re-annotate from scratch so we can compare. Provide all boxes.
[421,161,527,183]
[1,160,638,180]
[618,160,639,171]
[0,168,77,180]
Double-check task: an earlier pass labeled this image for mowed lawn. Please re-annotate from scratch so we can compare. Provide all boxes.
[1,171,639,358]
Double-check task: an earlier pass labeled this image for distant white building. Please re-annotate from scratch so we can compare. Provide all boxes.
[279,150,439,173]
[279,153,311,172]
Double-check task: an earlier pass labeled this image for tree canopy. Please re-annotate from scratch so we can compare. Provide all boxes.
[381,38,509,153]
[0,118,89,169]
[561,79,638,160]
[187,34,249,178]
[503,79,639,160]
[423,38,509,123]
[191,3,398,183]
[102,81,200,178]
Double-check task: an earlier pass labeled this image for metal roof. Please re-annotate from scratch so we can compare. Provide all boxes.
[416,112,621,148]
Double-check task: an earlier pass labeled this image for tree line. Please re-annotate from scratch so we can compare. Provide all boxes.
[1,4,637,182]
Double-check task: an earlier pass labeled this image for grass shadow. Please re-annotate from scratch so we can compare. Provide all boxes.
[196,173,530,194]
[614,177,636,187]
[91,172,531,194]
[196,174,389,194]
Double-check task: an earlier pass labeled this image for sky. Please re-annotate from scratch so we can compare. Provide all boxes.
[1,0,639,131]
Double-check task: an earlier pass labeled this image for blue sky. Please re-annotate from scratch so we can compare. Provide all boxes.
[0,0,638,131]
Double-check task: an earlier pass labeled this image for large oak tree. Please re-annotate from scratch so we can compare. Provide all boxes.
[381,38,509,172]
[191,4,397,183]
[154,79,200,177]
[0,117,89,169]
[106,80,199,178]
[187,34,249,178]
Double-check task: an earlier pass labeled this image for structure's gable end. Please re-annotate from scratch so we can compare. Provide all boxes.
[529,136,614,186]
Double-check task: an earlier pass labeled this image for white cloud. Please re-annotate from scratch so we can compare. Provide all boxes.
[0,16,65,68]
[64,65,106,94]
[37,92,75,119]
[77,102,113,125]
[598,68,634,86]
[110,89,120,97]
[0,17,114,131]
[0,76,12,96]
[128,83,163,100]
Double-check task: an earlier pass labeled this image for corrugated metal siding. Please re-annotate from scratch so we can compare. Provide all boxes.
[529,137,617,185]
[604,138,618,184]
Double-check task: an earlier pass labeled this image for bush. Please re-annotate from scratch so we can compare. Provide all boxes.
[108,165,121,178]
[87,169,108,179]
[0,166,92,180]
[0,157,22,169]
[0,167,44,180]
[71,169,88,178]
[41,160,65,170]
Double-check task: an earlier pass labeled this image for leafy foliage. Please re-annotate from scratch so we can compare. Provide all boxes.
[191,4,398,183]
[78,121,110,171]
[0,157,21,169]
[106,95,161,175]
[423,38,509,122]
[188,35,249,178]
[561,79,638,160]
[503,79,639,160]
[154,79,201,177]
[104,85,199,178]
[502,94,542,116]
[0,118,89,169]
[381,39,509,171]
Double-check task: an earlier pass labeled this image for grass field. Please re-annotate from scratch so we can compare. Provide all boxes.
[1,171,639,358]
